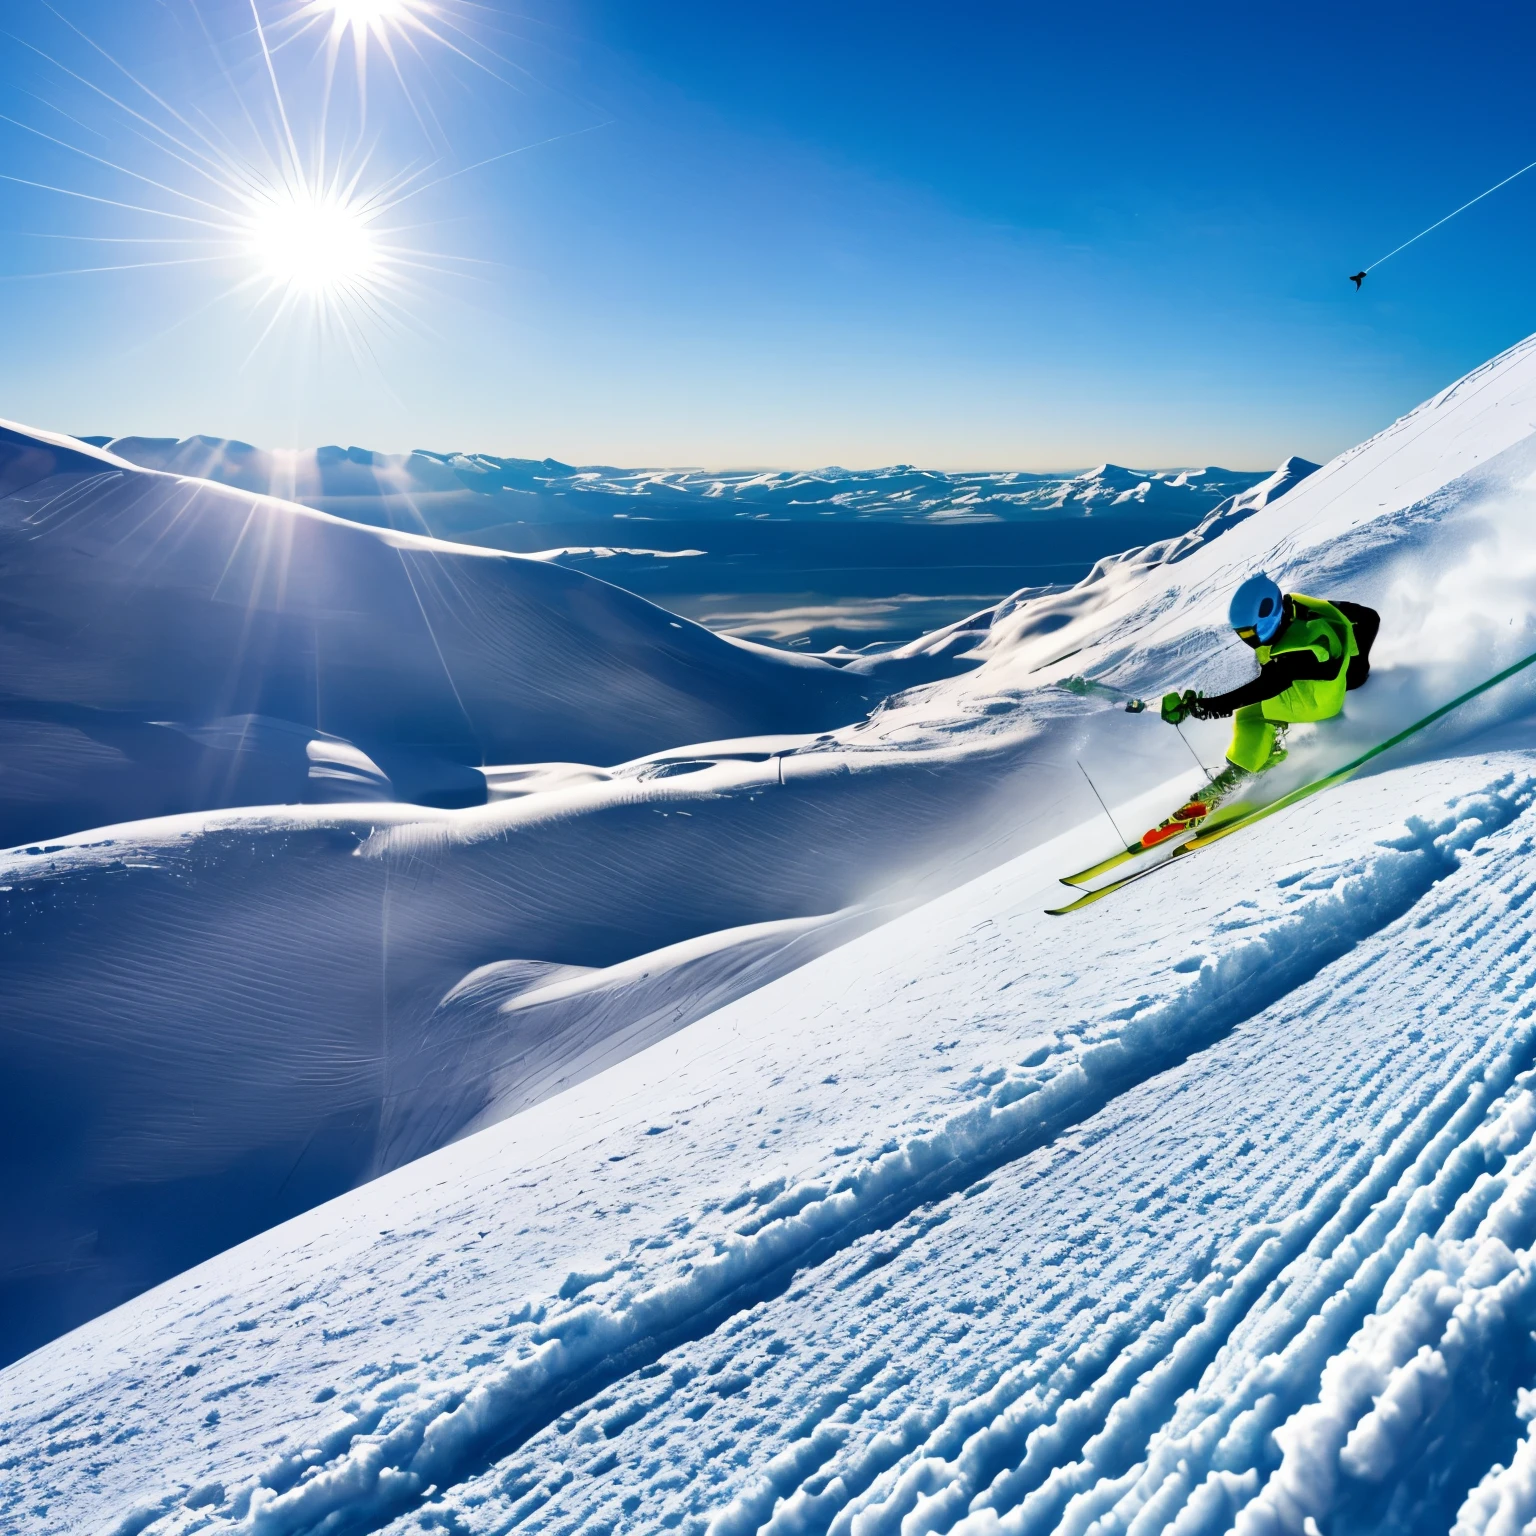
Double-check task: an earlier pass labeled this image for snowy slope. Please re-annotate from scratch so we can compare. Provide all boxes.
[0,420,875,848]
[10,338,1536,1533]
[1,434,1276,1359]
[0,716,1080,1364]
[6,751,1536,1536]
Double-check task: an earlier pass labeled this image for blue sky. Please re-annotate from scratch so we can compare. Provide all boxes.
[1,0,1534,468]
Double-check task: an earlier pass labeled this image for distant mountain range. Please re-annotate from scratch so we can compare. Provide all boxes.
[78,433,1318,533]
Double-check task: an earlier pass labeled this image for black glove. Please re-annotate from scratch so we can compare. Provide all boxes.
[1161,689,1199,725]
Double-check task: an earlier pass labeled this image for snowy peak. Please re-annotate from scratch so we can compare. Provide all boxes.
[1222,452,1322,514]
[1022,462,1275,517]
[85,434,1301,526]
[884,455,1318,662]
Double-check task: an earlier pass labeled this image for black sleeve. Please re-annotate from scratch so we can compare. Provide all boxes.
[1193,649,1339,718]
[1334,601,1380,663]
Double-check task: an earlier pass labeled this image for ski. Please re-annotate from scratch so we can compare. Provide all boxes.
[1048,644,1536,916]
[1047,842,1198,914]
[1059,802,1254,887]
[1060,840,1147,888]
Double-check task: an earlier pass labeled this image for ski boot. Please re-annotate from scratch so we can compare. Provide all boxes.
[1138,760,1254,850]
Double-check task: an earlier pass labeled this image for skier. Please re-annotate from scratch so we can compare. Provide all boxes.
[1144,574,1379,846]
[1349,271,1367,290]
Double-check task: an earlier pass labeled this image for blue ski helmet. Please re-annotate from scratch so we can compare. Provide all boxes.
[1229,572,1284,644]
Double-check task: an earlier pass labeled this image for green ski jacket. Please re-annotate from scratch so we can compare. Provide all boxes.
[1254,593,1359,723]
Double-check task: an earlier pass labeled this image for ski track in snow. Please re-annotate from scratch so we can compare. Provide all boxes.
[11,752,1536,1535]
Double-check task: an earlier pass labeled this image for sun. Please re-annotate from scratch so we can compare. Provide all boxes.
[244,186,383,303]
[303,0,425,45]
[6,0,511,357]
[311,0,415,22]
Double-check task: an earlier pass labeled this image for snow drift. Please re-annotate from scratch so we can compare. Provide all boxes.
[0,723,1074,1365]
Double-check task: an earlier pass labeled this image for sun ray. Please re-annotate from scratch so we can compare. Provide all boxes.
[0,170,229,229]
[16,88,108,142]
[0,109,242,220]
[9,34,282,212]
[0,0,592,377]
[246,0,306,182]
[0,255,228,280]
[410,13,532,92]
[30,12,250,185]
[184,0,274,158]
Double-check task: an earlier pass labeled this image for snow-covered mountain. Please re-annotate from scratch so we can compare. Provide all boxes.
[872,453,1320,668]
[10,336,1536,1535]
[0,422,883,851]
[86,433,1288,526]
[0,426,1301,1361]
[70,437,1312,654]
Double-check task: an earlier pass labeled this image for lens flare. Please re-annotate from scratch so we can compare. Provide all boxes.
[245,187,381,299]
[0,0,558,364]
[326,0,412,16]
[288,0,519,109]
[303,0,424,47]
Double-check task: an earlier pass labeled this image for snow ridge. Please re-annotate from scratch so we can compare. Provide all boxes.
[88,436,1284,525]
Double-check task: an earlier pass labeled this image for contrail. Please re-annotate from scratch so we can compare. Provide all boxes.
[1366,155,1536,273]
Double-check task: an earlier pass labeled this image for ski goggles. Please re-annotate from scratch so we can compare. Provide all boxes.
[1234,626,1260,646]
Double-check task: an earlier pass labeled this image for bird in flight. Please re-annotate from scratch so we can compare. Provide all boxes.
[1349,271,1367,290]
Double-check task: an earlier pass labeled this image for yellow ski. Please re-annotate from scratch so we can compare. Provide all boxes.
[1048,644,1536,916]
